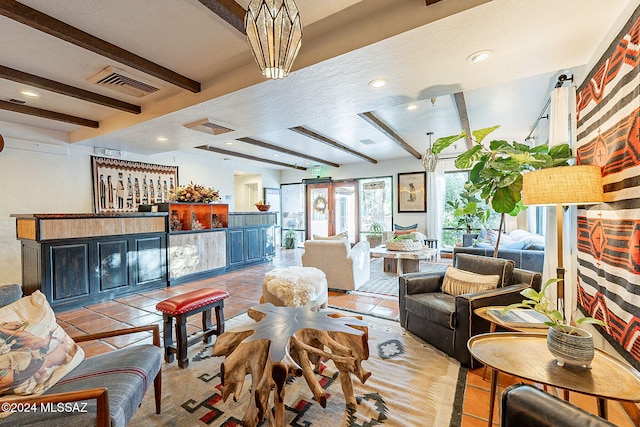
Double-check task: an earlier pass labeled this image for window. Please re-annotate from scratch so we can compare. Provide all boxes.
[358,177,392,243]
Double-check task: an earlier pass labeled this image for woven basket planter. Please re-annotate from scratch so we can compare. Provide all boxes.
[385,240,423,251]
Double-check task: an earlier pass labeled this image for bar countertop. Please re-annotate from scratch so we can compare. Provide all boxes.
[11,212,168,219]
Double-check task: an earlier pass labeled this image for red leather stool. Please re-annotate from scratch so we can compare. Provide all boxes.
[156,288,229,368]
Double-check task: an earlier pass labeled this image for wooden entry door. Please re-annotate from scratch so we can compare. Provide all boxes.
[306,181,358,242]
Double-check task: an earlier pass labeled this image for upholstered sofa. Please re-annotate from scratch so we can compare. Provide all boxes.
[502,384,616,427]
[301,239,370,291]
[0,284,162,426]
[399,254,541,367]
[453,246,545,273]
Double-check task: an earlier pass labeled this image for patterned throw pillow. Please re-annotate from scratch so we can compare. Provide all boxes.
[0,291,84,400]
[441,267,500,296]
[394,223,418,231]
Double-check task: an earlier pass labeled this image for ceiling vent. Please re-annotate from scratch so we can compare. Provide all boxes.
[184,119,234,135]
[360,139,376,145]
[87,66,162,98]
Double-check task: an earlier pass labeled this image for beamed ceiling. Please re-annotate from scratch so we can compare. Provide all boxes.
[0,0,636,171]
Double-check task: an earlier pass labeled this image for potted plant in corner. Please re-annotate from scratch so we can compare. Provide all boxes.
[363,222,384,248]
[284,229,298,249]
[433,126,572,256]
[502,278,607,368]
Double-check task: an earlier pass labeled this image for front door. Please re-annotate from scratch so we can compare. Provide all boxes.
[306,181,358,242]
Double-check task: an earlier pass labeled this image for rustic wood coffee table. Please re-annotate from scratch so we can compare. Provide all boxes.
[213,303,370,427]
[370,245,438,276]
[468,332,640,427]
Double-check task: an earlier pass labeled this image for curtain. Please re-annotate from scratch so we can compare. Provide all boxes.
[544,85,578,321]
[425,159,446,250]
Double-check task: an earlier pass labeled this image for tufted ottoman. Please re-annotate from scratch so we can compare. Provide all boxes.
[156,288,229,368]
[261,266,328,309]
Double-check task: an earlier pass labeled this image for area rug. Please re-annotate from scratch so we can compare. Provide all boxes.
[130,310,465,427]
[356,258,448,297]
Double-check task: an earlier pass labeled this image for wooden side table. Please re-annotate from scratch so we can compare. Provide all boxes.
[468,332,640,427]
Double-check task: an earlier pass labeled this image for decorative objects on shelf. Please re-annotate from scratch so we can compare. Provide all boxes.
[170,209,183,231]
[254,199,271,211]
[159,203,228,231]
[169,181,219,203]
[245,0,302,79]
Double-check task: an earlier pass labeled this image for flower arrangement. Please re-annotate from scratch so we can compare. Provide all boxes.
[169,181,219,203]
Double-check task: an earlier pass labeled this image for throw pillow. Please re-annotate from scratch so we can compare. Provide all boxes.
[312,231,348,241]
[441,267,500,296]
[394,223,418,232]
[0,291,84,399]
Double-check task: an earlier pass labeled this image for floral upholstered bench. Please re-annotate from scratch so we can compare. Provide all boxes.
[156,288,229,368]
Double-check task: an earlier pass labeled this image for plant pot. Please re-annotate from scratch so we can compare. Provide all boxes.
[546,326,595,368]
[366,235,382,248]
[284,237,297,249]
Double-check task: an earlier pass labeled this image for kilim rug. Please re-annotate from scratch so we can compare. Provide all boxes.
[355,258,449,297]
[130,310,465,427]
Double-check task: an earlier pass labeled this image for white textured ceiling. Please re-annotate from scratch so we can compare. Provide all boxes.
[0,0,636,170]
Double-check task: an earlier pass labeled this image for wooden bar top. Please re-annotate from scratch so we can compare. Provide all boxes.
[11,212,167,219]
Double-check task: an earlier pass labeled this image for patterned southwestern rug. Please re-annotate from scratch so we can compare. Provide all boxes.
[131,311,466,427]
[356,258,449,297]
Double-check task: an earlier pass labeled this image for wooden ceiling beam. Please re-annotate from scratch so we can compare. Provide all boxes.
[453,92,474,149]
[0,65,141,114]
[0,100,99,128]
[425,0,443,5]
[197,145,307,170]
[237,137,340,168]
[358,112,422,159]
[198,0,246,34]
[0,1,200,93]
[289,126,378,164]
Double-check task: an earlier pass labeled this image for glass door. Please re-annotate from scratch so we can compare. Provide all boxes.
[307,181,358,243]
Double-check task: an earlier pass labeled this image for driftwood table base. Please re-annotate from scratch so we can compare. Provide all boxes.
[212,303,370,427]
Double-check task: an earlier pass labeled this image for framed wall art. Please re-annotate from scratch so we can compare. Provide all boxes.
[91,156,179,213]
[397,171,426,213]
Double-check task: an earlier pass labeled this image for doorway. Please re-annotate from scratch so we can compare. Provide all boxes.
[306,181,358,242]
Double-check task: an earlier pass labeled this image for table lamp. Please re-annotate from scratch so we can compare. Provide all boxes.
[522,165,604,313]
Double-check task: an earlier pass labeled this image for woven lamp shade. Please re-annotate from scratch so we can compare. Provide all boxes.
[523,165,604,206]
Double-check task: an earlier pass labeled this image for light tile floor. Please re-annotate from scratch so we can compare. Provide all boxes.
[55,247,635,426]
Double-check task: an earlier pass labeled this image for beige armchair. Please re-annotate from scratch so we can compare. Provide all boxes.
[301,239,370,291]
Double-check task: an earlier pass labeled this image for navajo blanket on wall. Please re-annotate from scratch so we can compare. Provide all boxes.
[575,5,640,369]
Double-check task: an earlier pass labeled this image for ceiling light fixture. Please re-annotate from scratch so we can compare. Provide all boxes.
[368,78,387,88]
[19,90,39,98]
[422,131,438,173]
[225,142,233,145]
[406,104,418,111]
[245,0,303,79]
[156,136,168,142]
[467,50,493,64]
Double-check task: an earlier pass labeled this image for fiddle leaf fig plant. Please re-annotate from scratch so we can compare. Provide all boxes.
[502,278,606,335]
[433,125,573,255]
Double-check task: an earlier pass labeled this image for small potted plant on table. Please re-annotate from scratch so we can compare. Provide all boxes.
[502,278,606,368]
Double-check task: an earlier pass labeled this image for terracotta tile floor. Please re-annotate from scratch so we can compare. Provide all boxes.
[55,247,635,426]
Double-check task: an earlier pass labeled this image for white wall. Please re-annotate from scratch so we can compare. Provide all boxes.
[0,122,280,286]
[234,174,263,212]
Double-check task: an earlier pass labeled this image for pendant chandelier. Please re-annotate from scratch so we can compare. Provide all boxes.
[422,131,438,172]
[245,0,303,79]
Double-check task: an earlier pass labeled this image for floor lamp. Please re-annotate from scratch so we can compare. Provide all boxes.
[522,165,604,314]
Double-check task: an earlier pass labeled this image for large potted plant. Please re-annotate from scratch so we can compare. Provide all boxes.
[448,182,488,245]
[503,278,606,368]
[433,126,572,256]
[363,222,384,248]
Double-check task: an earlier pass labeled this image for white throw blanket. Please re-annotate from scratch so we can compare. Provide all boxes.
[264,267,326,307]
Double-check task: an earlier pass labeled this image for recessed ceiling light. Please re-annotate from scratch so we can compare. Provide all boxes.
[19,90,39,98]
[274,154,279,157]
[156,136,168,142]
[305,162,310,165]
[406,104,418,111]
[368,78,387,88]
[225,142,233,145]
[467,50,493,64]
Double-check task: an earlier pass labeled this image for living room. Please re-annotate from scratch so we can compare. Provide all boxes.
[1,0,639,426]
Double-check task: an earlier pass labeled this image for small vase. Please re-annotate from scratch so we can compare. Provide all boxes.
[547,326,594,368]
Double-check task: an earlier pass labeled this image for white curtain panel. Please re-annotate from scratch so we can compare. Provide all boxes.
[544,85,579,320]
[426,159,446,249]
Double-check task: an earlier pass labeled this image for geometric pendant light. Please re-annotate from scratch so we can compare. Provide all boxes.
[245,0,303,79]
[422,131,438,172]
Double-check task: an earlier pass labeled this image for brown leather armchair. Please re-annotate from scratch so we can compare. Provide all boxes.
[399,253,541,367]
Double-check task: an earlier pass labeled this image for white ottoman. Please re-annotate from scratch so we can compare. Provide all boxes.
[261,266,328,308]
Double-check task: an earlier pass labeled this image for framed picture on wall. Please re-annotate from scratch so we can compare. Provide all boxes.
[91,156,178,213]
[397,171,426,213]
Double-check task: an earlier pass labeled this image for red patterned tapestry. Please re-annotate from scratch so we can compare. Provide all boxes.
[575,5,640,369]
